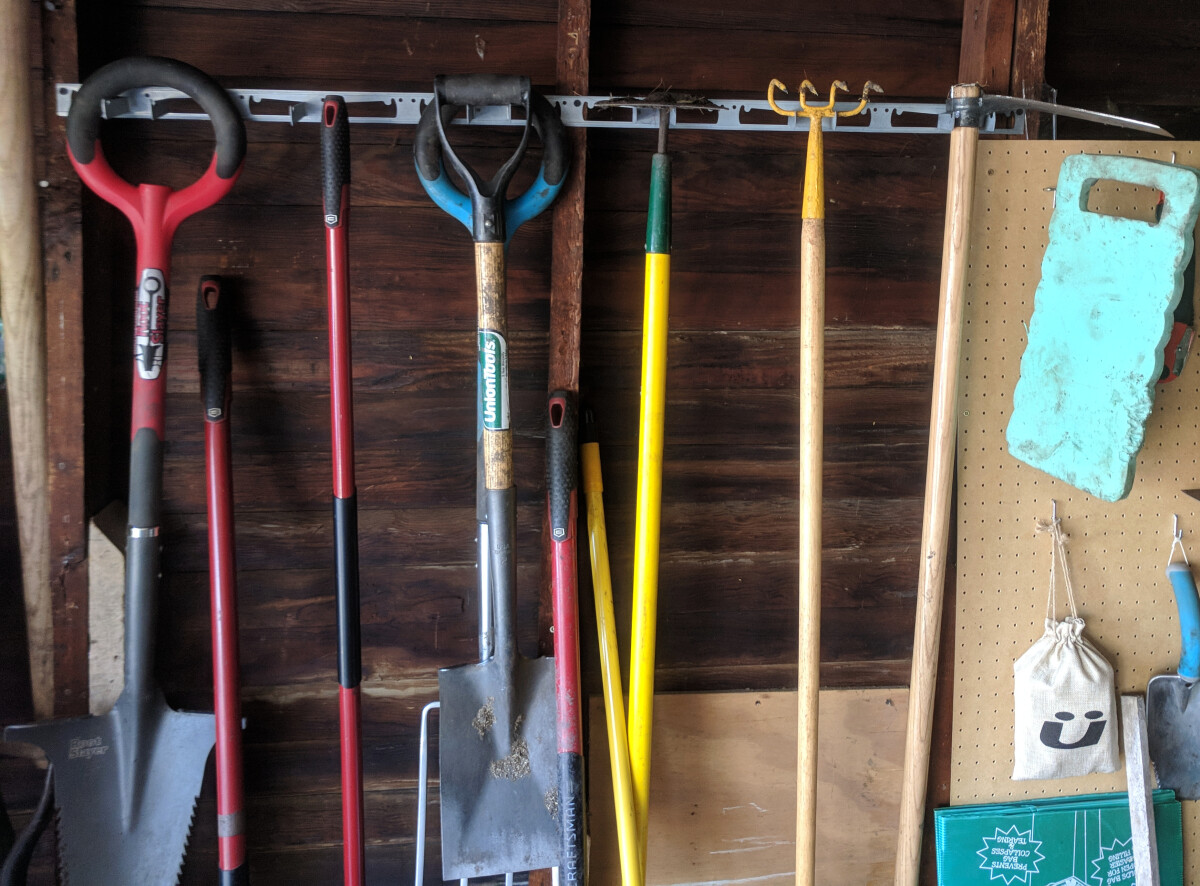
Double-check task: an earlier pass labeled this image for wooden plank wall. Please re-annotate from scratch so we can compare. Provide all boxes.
[17,1,950,881]
[0,0,1191,882]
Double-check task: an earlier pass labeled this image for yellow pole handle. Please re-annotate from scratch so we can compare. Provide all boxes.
[582,434,644,885]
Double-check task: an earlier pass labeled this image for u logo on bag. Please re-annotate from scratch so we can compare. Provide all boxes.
[1039,710,1106,749]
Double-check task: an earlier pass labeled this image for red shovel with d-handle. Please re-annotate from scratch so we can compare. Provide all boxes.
[198,276,249,885]
[414,75,568,880]
[4,56,245,885]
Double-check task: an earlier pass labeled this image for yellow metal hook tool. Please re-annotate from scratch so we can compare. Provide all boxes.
[768,76,880,886]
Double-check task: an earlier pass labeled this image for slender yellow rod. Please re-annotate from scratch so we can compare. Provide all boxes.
[628,247,670,865]
[582,424,644,886]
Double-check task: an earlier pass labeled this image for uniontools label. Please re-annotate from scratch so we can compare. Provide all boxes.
[479,331,509,431]
[977,826,1046,884]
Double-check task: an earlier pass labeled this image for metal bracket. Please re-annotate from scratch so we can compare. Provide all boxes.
[54,84,1025,135]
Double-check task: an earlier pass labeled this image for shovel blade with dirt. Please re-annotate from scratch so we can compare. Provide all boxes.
[438,653,559,878]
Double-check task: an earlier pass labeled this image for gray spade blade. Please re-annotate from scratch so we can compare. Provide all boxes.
[438,654,558,879]
[4,689,214,885]
[1147,676,1200,799]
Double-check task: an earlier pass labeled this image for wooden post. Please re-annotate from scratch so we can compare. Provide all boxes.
[893,83,980,886]
[40,0,88,718]
[0,0,53,720]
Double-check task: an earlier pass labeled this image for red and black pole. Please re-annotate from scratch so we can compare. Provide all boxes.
[547,390,586,883]
[198,276,249,886]
[322,95,366,885]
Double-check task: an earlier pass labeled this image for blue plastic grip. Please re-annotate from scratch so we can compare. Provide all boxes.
[1167,561,1200,681]
[504,168,565,241]
[414,162,563,247]
[415,165,473,232]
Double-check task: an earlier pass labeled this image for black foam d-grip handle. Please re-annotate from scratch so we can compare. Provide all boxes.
[413,100,458,183]
[67,56,246,179]
[197,276,232,420]
[321,96,350,227]
[435,74,529,109]
[530,91,569,188]
[546,390,578,539]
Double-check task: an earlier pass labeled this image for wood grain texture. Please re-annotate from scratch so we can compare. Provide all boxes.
[0,1,1092,880]
[589,689,908,884]
[958,0,1016,89]
[895,85,979,886]
[39,0,88,720]
[1,0,52,720]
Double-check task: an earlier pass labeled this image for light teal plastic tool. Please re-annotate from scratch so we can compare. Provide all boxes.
[1007,154,1200,501]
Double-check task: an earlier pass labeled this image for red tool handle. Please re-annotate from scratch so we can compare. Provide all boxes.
[322,95,366,886]
[199,277,249,885]
[547,391,585,883]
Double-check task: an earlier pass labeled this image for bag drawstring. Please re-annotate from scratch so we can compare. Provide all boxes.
[1035,508,1079,622]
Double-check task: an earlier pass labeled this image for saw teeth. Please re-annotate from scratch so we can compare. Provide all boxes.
[173,800,200,886]
[53,804,69,886]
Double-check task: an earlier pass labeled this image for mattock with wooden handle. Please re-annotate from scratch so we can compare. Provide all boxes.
[768,76,881,886]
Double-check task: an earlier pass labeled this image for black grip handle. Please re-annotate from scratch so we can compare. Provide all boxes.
[436,74,529,109]
[197,276,232,420]
[414,81,568,190]
[413,99,459,183]
[529,90,569,188]
[321,95,350,227]
[67,56,246,179]
[546,390,578,540]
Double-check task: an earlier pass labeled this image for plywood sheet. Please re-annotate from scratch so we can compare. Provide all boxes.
[588,688,907,884]
[953,141,1200,881]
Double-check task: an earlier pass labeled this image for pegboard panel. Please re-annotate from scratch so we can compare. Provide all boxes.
[951,141,1200,871]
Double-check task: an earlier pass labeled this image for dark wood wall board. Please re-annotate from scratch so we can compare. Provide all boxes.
[80,7,559,89]
[589,12,961,98]
[598,0,962,35]
[0,1,1040,879]
[123,0,557,19]
[1044,1,1200,139]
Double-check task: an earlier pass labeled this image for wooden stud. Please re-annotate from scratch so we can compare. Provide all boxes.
[0,0,53,719]
[39,0,88,718]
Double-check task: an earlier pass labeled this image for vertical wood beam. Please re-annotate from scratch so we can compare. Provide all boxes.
[958,0,1017,89]
[1,0,53,720]
[1012,0,1051,136]
[549,0,589,397]
[40,0,88,718]
[532,1,588,883]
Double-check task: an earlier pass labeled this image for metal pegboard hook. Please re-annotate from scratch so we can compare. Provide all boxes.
[1168,514,1191,567]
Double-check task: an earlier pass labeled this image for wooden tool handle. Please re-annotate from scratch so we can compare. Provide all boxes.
[894,83,981,886]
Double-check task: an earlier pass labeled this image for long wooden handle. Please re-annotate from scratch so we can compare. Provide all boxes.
[893,83,980,886]
[0,0,52,719]
[795,111,827,886]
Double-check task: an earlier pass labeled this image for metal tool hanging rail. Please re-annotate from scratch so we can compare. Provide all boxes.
[55,84,1025,135]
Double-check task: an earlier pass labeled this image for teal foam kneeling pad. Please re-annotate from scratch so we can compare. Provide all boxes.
[934,789,1183,885]
[1007,154,1200,501]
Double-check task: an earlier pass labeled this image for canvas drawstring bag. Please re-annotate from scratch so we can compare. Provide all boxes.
[1012,513,1118,780]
